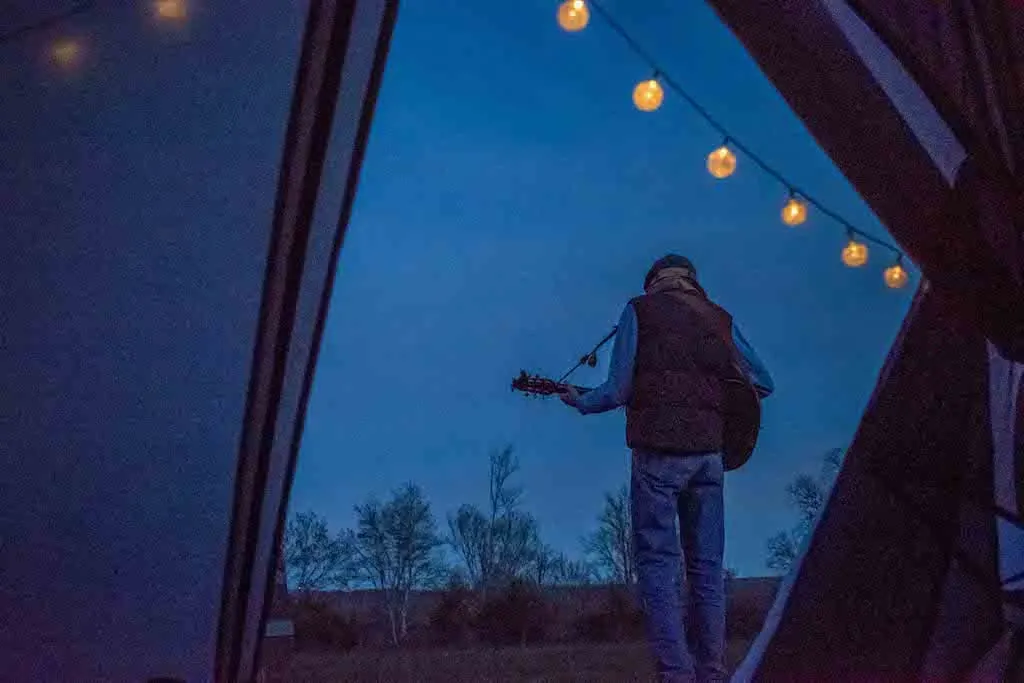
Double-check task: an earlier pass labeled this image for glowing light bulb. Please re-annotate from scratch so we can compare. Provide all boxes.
[781,196,808,226]
[557,0,589,32]
[884,262,909,289]
[51,40,81,68]
[707,145,737,179]
[842,238,869,267]
[633,78,664,112]
[156,0,187,19]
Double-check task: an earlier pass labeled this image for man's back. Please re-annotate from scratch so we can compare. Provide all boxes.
[559,254,773,683]
[627,290,738,456]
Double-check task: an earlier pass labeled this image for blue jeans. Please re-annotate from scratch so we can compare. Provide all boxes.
[631,450,726,683]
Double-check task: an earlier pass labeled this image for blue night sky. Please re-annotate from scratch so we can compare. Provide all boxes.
[289,0,916,577]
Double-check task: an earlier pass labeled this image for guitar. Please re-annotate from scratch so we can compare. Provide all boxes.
[510,370,760,472]
[511,371,591,398]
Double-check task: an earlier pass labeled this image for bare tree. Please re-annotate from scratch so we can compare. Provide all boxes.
[546,552,595,587]
[355,483,443,645]
[585,485,636,585]
[284,510,358,600]
[448,446,541,591]
[447,504,488,585]
[766,449,845,573]
[528,543,593,587]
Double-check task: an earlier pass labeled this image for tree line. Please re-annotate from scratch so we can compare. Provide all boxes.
[284,446,636,645]
[285,445,842,647]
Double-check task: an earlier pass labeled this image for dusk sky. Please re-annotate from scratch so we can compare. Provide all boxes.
[291,0,917,577]
[4,0,915,581]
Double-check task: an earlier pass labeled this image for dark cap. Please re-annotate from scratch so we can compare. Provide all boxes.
[644,254,696,289]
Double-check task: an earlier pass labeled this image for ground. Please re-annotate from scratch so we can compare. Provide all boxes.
[268,640,754,682]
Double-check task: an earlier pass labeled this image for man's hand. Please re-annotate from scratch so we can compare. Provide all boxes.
[558,386,581,408]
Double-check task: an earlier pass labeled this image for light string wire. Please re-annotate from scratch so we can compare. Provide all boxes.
[576,0,909,268]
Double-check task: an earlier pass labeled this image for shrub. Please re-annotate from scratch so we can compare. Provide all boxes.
[574,585,644,643]
[292,599,361,651]
[475,579,550,646]
[428,584,478,646]
[727,597,767,642]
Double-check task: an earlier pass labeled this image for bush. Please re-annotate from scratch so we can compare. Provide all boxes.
[727,597,766,642]
[293,599,361,651]
[428,584,478,646]
[574,585,644,643]
[475,579,550,647]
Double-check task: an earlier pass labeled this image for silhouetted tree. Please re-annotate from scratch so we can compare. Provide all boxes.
[584,485,636,584]
[528,544,594,587]
[448,446,541,592]
[766,448,844,573]
[284,511,358,599]
[355,483,444,645]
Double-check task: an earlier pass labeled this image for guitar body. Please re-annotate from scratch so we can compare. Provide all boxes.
[722,377,761,472]
[513,370,762,471]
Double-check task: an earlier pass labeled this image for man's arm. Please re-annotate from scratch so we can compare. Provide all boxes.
[732,323,774,398]
[571,305,637,415]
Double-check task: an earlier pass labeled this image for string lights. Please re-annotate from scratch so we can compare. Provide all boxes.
[155,0,188,21]
[632,76,664,112]
[50,39,82,68]
[841,232,869,268]
[706,141,737,179]
[884,258,909,289]
[1,2,187,69]
[555,0,913,288]
[781,193,808,227]
[557,0,590,32]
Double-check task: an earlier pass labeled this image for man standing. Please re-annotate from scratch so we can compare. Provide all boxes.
[559,255,773,683]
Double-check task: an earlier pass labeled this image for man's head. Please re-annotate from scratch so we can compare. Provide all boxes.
[643,254,697,292]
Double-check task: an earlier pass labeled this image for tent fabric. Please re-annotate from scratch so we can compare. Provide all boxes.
[0,1,396,680]
[843,0,1024,171]
[215,1,399,681]
[700,0,1024,679]
[734,286,1004,680]
[0,3,309,681]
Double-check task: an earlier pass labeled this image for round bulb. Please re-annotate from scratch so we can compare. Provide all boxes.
[842,239,869,268]
[780,197,808,226]
[156,0,187,20]
[884,263,909,289]
[633,79,664,112]
[557,0,589,32]
[51,40,81,67]
[707,145,737,179]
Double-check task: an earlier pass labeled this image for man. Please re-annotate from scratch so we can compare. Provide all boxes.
[559,254,773,683]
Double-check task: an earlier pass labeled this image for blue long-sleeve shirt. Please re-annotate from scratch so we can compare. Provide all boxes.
[574,304,774,415]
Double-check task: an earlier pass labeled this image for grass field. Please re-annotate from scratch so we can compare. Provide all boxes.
[269,640,754,682]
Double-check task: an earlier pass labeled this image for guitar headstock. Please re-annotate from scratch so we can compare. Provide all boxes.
[511,371,563,397]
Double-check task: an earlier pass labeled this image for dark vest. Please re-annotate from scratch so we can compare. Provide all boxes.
[626,290,737,454]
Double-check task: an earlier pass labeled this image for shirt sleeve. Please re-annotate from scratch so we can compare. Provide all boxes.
[731,323,775,398]
[574,304,637,415]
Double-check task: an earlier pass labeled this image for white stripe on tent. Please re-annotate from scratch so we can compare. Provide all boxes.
[822,0,967,185]
[987,342,1024,594]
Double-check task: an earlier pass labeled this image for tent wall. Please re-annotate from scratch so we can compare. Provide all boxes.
[0,1,397,680]
[702,0,1024,679]
[214,1,399,681]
